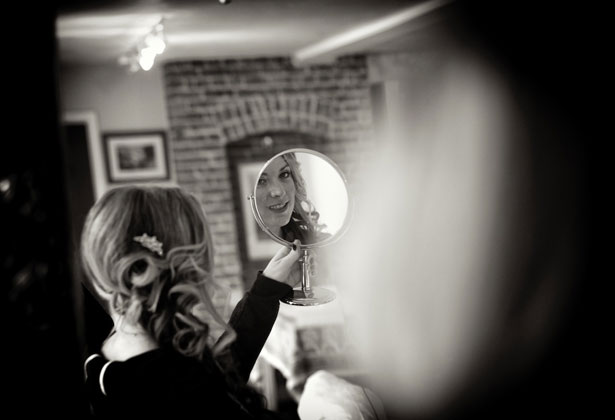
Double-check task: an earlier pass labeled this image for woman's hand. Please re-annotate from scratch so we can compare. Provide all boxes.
[263,240,301,287]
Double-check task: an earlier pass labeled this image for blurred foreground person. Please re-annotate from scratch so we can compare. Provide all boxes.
[80,185,302,418]
[333,1,593,419]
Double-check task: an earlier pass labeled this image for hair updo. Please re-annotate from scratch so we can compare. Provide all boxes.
[80,185,235,359]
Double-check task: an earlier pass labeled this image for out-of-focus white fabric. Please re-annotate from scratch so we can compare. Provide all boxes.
[298,370,387,420]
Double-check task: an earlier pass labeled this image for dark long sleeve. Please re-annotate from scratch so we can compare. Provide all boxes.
[217,271,292,382]
[82,273,292,418]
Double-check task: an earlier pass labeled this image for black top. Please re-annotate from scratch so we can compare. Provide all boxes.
[84,272,292,419]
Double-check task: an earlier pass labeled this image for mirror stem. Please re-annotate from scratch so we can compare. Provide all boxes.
[300,249,314,297]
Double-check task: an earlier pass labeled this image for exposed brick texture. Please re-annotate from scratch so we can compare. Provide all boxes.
[163,55,374,298]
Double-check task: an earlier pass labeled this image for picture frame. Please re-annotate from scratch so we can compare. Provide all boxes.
[238,161,280,260]
[102,131,170,183]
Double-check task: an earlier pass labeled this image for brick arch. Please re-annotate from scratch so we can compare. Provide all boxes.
[211,93,336,143]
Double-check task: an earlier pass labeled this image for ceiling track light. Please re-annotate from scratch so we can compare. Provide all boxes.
[118,18,167,73]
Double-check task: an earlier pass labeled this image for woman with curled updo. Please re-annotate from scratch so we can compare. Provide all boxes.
[256,152,329,245]
[80,185,300,419]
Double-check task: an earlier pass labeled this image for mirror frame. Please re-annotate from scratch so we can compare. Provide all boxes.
[248,148,353,250]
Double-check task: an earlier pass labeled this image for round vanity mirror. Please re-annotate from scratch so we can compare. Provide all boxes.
[248,148,352,306]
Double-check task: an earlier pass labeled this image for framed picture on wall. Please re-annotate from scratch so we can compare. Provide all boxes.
[238,161,280,260]
[102,131,170,183]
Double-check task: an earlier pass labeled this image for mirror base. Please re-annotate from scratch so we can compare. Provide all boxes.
[280,287,336,306]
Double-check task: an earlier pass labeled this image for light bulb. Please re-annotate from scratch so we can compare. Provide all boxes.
[139,47,157,71]
[145,33,166,55]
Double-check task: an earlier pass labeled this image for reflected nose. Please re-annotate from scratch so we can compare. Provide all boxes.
[268,179,285,198]
[269,186,283,197]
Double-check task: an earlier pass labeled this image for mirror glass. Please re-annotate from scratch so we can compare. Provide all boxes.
[252,149,349,246]
[249,148,351,305]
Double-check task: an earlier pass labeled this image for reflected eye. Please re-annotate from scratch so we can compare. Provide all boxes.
[280,170,291,180]
[257,178,267,186]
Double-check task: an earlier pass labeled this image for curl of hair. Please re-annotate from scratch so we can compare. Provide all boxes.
[282,153,329,242]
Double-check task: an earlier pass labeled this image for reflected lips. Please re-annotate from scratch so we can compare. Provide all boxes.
[268,201,288,213]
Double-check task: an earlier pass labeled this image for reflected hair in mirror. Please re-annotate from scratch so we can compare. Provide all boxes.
[280,152,328,243]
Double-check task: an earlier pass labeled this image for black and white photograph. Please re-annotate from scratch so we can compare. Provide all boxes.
[3,1,600,419]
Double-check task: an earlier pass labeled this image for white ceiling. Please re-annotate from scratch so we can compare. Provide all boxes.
[55,0,453,67]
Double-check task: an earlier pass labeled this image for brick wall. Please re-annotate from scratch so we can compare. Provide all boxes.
[162,55,374,296]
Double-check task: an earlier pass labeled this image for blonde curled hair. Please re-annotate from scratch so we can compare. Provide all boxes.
[80,185,235,359]
[281,152,328,242]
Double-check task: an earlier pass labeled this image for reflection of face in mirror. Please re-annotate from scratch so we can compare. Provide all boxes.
[256,152,331,245]
[256,155,296,235]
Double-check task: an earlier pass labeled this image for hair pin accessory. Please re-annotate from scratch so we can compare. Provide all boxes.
[133,233,164,256]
